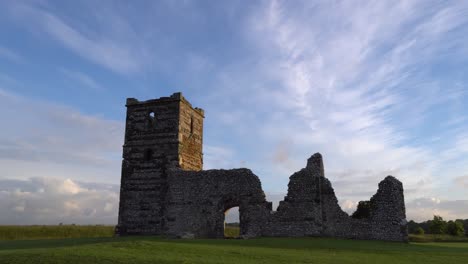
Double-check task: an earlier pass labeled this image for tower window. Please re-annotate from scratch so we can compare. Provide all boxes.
[148,111,156,129]
[190,115,194,134]
[144,149,153,161]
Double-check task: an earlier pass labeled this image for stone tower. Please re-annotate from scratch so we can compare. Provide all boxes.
[116,92,204,235]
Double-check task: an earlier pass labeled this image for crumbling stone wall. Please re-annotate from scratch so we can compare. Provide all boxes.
[116,93,408,242]
[262,153,407,241]
[164,168,270,238]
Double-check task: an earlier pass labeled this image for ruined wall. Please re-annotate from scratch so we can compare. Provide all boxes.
[164,168,270,238]
[116,93,407,242]
[366,176,408,241]
[262,153,408,242]
[261,154,328,236]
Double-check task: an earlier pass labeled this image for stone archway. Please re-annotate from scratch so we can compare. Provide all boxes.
[224,206,239,238]
[165,168,271,238]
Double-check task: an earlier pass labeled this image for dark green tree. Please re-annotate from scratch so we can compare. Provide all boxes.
[462,219,468,236]
[429,215,447,234]
[447,220,465,236]
[415,227,425,235]
[351,201,371,219]
[407,220,419,234]
[418,220,430,234]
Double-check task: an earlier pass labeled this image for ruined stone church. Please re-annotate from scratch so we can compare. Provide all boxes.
[116,92,408,241]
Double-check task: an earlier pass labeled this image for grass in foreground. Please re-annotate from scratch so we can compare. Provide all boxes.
[1,236,467,264]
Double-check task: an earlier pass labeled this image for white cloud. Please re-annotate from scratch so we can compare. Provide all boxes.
[224,207,239,223]
[406,197,468,222]
[340,200,358,213]
[0,177,119,225]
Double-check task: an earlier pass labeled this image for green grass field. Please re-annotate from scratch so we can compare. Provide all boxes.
[1,226,467,264]
[224,226,240,238]
[408,234,468,242]
[0,225,115,240]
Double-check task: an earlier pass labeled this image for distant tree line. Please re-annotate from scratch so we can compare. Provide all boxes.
[408,215,467,236]
[225,222,240,227]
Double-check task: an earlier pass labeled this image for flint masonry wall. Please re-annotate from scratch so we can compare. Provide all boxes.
[116,93,204,235]
[263,153,408,242]
[164,168,270,238]
[116,93,408,241]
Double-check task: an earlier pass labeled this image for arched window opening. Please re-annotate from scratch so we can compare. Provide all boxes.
[224,206,239,238]
[148,111,156,129]
[144,148,153,161]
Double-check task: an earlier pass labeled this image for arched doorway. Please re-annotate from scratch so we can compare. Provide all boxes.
[224,206,240,238]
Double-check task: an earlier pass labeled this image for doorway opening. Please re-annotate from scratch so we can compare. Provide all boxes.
[224,206,240,238]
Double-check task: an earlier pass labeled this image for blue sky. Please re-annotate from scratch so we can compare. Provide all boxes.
[0,0,467,224]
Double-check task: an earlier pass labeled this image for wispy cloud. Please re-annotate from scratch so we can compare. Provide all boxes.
[1,0,467,224]
[0,73,21,88]
[59,68,103,91]
[210,0,468,204]
[0,88,123,182]
[178,1,468,219]
[7,2,146,75]
[204,145,237,169]
[0,46,24,64]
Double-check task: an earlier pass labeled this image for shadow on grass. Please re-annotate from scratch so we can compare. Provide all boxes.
[0,237,131,251]
[1,236,467,254]
[162,236,468,254]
